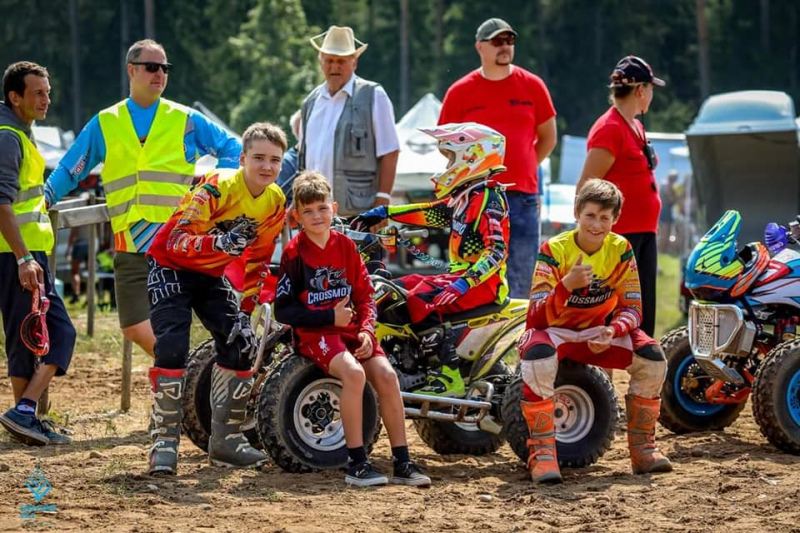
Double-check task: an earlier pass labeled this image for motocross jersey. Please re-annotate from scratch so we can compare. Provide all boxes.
[527,229,642,337]
[147,168,285,312]
[387,181,509,304]
[274,229,378,342]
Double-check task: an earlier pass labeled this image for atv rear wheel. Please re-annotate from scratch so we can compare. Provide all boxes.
[181,339,261,452]
[412,365,512,456]
[503,360,617,468]
[256,354,382,472]
[752,339,800,455]
[659,327,746,434]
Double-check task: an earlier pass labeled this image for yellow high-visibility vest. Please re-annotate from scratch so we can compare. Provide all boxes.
[0,125,53,253]
[98,99,195,241]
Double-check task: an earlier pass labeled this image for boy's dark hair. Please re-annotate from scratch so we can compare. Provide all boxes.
[292,171,332,208]
[242,122,288,153]
[3,61,49,107]
[125,39,166,64]
[575,178,623,218]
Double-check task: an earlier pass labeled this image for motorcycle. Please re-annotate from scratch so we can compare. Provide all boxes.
[659,210,800,454]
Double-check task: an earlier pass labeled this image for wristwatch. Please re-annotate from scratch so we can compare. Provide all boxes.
[375,192,392,201]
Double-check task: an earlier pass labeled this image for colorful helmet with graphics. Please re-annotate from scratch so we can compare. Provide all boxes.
[685,210,770,300]
[420,123,506,199]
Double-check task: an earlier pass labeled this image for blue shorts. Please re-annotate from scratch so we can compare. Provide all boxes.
[1,252,76,378]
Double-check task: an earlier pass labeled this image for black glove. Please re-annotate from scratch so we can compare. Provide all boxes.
[227,310,257,359]
[349,206,388,232]
[214,221,254,257]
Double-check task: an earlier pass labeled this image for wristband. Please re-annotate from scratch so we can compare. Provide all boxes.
[375,192,392,201]
[17,254,34,266]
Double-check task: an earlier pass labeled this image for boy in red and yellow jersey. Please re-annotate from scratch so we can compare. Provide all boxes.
[517,179,672,484]
[144,122,286,475]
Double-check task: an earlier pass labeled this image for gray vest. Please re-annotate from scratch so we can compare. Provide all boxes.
[299,77,379,216]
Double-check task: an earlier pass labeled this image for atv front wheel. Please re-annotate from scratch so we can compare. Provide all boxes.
[659,327,746,433]
[256,354,382,472]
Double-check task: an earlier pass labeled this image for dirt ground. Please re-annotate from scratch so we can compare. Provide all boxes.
[2,318,800,533]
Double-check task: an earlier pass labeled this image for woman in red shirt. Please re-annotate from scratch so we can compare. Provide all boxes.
[577,55,665,337]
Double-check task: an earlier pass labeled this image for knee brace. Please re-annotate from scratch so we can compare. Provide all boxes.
[520,343,558,399]
[626,346,667,398]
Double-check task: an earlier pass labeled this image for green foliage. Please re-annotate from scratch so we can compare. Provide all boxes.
[0,0,797,153]
[228,0,321,131]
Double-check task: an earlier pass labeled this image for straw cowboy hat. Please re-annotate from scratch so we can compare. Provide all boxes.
[310,26,368,57]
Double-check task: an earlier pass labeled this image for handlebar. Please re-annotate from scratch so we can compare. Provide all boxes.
[399,228,428,239]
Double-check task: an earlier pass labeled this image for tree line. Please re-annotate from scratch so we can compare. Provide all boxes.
[2,0,798,166]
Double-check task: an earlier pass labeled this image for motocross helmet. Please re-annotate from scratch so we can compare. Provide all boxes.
[685,210,770,300]
[420,123,506,199]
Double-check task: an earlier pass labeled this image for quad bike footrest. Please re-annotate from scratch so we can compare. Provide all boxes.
[402,381,495,425]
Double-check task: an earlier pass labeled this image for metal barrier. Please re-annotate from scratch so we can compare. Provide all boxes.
[42,197,135,413]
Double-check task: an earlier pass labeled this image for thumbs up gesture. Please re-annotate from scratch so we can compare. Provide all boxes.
[562,254,594,292]
[333,296,354,327]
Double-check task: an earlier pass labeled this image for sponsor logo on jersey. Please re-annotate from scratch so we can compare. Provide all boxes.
[307,267,351,305]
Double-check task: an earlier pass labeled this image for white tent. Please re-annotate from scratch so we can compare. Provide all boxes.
[394,93,447,193]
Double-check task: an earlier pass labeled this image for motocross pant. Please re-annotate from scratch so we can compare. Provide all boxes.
[147,257,255,371]
[396,273,499,325]
[518,327,666,401]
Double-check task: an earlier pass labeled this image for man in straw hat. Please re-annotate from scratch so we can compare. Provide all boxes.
[298,25,399,217]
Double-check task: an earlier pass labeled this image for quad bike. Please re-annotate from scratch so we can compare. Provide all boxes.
[659,210,800,455]
[255,224,617,472]
[183,223,618,472]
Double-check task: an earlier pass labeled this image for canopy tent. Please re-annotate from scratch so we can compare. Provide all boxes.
[394,93,447,194]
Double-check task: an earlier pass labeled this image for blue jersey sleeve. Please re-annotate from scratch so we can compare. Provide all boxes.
[44,115,106,205]
[187,110,242,169]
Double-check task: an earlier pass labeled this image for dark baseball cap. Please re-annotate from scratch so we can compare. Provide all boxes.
[476,18,517,41]
[609,55,665,87]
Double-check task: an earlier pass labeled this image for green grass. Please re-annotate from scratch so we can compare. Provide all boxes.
[655,253,687,339]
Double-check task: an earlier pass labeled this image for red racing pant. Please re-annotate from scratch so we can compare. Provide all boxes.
[517,326,666,401]
[396,273,499,325]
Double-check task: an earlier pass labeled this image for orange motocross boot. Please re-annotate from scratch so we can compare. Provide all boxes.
[626,395,673,475]
[520,398,563,484]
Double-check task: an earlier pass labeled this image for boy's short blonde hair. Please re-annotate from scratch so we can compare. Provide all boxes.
[292,171,332,208]
[575,179,623,218]
[242,122,288,153]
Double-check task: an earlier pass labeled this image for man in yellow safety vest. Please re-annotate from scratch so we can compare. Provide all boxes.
[0,61,76,447]
[45,39,242,357]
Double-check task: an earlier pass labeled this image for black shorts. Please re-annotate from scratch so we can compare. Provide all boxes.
[1,252,76,378]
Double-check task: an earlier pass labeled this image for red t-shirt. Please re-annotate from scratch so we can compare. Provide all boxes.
[439,67,556,194]
[587,107,661,234]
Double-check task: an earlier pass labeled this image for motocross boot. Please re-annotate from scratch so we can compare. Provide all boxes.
[626,395,673,475]
[416,324,465,396]
[208,365,269,469]
[417,325,465,397]
[148,367,185,476]
[521,398,563,484]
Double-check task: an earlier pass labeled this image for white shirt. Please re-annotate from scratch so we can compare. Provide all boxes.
[301,75,400,189]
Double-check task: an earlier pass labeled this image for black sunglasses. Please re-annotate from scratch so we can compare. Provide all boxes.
[483,34,516,47]
[129,61,172,74]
